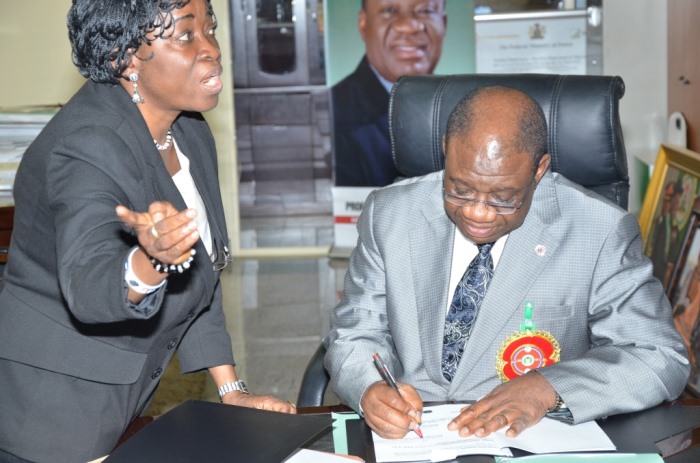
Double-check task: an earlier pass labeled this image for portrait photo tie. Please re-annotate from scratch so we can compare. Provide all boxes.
[441,242,494,382]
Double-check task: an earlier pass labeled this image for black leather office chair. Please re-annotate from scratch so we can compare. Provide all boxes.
[391,73,629,208]
[297,73,630,407]
[297,343,329,407]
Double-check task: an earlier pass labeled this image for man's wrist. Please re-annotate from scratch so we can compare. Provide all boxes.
[548,393,564,413]
[358,380,383,416]
[218,380,249,401]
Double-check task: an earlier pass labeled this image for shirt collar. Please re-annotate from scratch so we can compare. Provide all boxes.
[368,62,395,94]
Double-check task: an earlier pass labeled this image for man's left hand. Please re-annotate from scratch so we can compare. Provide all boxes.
[447,371,556,438]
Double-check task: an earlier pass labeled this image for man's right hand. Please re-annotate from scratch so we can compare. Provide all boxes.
[360,381,423,439]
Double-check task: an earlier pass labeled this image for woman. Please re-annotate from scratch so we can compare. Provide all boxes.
[0,1,294,462]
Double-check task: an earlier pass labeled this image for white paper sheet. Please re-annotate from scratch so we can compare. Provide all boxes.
[284,448,364,462]
[372,404,616,462]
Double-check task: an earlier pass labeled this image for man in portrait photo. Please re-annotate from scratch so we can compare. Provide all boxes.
[331,0,447,187]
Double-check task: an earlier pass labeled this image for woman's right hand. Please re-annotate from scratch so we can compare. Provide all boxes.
[116,201,199,265]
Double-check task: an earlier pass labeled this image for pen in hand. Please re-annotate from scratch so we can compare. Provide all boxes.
[372,353,424,438]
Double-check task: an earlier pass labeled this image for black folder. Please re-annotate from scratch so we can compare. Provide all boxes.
[105,400,332,463]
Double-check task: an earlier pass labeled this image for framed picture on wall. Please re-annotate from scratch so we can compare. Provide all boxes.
[639,143,700,395]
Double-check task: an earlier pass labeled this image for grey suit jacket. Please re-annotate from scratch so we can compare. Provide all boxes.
[325,170,689,424]
[0,80,234,463]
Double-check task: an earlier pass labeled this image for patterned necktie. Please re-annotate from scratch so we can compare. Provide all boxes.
[441,243,494,382]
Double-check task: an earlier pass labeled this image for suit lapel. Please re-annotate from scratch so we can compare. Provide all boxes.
[448,172,562,392]
[97,83,220,296]
[410,181,455,387]
[94,81,188,212]
[173,127,215,221]
[169,121,222,295]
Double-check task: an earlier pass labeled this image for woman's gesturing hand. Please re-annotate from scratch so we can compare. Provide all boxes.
[116,201,200,265]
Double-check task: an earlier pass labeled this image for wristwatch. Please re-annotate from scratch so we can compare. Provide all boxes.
[218,380,249,401]
[548,394,564,413]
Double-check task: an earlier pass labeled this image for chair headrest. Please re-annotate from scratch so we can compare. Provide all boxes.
[389,74,629,209]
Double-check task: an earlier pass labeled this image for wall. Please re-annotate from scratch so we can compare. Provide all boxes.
[0,0,240,250]
[1,1,83,107]
[603,0,668,215]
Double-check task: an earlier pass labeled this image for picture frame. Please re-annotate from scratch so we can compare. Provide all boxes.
[667,211,700,396]
[639,143,700,395]
[639,144,700,290]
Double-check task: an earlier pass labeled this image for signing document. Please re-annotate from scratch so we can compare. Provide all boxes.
[372,404,616,462]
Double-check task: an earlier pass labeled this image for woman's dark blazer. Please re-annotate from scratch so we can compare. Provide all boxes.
[0,80,235,463]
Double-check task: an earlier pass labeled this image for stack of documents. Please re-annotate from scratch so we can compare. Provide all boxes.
[0,106,58,196]
[372,404,617,462]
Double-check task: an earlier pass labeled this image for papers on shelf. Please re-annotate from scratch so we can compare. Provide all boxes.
[372,404,616,462]
[0,106,57,124]
[0,105,59,194]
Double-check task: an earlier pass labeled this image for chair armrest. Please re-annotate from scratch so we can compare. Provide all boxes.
[297,344,330,407]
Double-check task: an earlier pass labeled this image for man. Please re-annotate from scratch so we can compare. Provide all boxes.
[332,0,447,187]
[324,86,689,440]
[647,181,683,288]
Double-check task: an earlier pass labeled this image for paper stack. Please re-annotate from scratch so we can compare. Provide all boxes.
[372,404,617,462]
[0,106,59,196]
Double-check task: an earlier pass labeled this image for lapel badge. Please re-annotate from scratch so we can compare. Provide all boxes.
[496,302,560,381]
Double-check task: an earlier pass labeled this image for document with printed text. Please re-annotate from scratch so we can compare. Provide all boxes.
[372,403,616,462]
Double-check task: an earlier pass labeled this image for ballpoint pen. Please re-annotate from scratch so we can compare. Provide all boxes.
[372,353,424,438]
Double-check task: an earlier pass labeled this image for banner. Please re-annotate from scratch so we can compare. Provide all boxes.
[326,0,474,252]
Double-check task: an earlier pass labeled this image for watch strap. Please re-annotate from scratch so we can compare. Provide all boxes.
[218,380,249,401]
[548,394,564,413]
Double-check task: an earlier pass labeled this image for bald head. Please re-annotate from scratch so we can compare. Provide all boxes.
[445,86,548,172]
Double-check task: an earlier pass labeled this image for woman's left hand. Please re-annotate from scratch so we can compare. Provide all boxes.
[221,392,297,414]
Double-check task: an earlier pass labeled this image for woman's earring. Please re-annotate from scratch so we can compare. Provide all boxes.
[129,73,144,104]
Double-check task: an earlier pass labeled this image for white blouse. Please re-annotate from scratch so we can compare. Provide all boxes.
[172,139,214,261]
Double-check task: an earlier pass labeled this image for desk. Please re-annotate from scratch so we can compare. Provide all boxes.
[116,400,700,462]
[296,400,700,463]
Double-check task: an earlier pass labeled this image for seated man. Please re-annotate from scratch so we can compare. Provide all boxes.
[324,86,690,439]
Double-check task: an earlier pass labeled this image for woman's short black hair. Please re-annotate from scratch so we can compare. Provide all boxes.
[67,0,213,84]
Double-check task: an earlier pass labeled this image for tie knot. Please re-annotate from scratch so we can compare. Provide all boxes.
[477,243,494,256]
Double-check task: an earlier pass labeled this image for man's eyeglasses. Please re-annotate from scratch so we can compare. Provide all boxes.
[443,180,535,215]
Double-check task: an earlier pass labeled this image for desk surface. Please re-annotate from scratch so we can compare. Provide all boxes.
[116,400,700,462]
[298,399,700,463]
